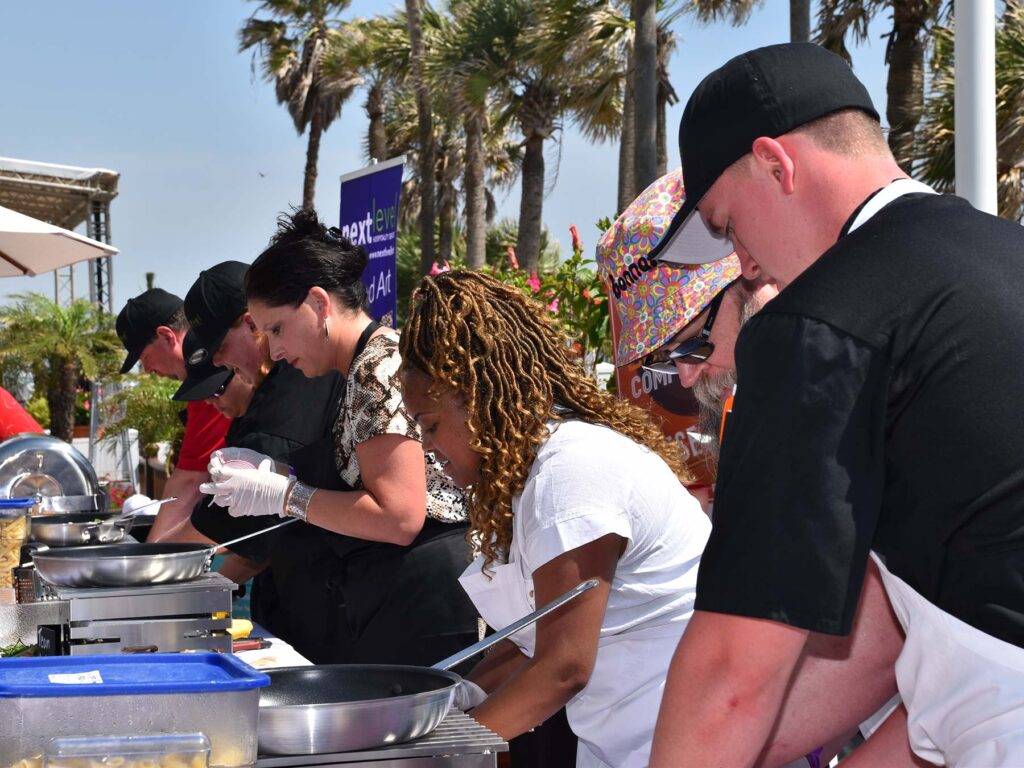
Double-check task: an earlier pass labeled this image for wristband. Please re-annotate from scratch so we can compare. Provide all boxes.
[284,480,317,522]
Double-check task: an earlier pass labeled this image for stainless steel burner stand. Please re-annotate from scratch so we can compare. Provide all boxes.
[33,572,234,654]
[255,711,508,767]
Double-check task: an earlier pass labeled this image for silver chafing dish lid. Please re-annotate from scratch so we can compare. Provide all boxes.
[0,434,102,512]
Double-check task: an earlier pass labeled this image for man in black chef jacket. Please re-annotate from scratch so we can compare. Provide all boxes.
[649,43,1024,768]
[170,263,349,663]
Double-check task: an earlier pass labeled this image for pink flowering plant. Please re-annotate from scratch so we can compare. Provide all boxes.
[396,222,611,367]
[488,225,611,367]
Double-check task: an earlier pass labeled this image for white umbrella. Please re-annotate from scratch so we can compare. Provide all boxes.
[0,204,118,278]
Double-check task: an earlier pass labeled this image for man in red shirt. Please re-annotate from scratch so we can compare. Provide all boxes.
[0,387,43,440]
[116,289,229,540]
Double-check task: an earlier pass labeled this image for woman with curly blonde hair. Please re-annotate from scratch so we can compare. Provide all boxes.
[400,270,711,768]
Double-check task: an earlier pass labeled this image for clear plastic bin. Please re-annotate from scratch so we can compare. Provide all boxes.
[44,733,210,768]
[0,654,268,768]
[0,498,33,590]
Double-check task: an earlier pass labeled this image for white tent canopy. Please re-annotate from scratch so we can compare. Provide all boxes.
[0,204,118,278]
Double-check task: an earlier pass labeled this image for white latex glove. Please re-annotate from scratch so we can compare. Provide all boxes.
[452,679,487,711]
[121,494,154,515]
[199,459,291,517]
[209,447,292,477]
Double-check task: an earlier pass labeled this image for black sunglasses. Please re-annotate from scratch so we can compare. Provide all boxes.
[211,370,235,399]
[640,285,732,375]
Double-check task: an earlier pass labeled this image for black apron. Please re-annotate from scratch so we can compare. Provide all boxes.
[249,431,358,663]
[326,519,478,670]
[320,320,479,668]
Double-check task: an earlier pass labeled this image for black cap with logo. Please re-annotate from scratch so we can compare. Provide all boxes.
[116,289,184,374]
[173,330,234,402]
[648,43,880,268]
[183,261,249,369]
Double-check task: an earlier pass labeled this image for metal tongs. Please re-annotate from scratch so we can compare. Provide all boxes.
[92,496,178,542]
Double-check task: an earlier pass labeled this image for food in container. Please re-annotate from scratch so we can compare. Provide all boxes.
[0,499,34,589]
[0,654,268,768]
[43,734,210,768]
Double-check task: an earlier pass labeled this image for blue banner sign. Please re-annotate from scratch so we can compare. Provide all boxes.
[338,156,404,327]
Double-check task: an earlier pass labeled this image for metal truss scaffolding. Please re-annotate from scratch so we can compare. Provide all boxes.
[0,157,133,488]
[0,157,119,310]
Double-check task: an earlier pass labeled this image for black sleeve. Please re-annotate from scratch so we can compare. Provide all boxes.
[695,313,888,635]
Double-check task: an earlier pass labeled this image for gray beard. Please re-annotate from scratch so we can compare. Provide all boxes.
[693,368,736,474]
[692,282,762,474]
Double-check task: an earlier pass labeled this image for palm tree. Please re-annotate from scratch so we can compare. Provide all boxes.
[634,0,659,190]
[817,0,944,173]
[792,0,811,40]
[687,1,941,174]
[687,0,763,25]
[341,15,407,163]
[916,3,1024,220]
[377,75,522,267]
[405,0,439,275]
[655,18,680,176]
[0,295,121,442]
[486,0,623,272]
[239,0,362,209]
[430,0,495,268]
[599,3,679,212]
[618,32,637,214]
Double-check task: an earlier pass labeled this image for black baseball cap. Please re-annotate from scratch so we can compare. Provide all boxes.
[116,289,184,374]
[183,261,249,368]
[173,330,234,402]
[649,43,880,267]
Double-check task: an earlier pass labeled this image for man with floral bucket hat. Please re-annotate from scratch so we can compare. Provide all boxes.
[600,168,917,768]
[597,168,742,372]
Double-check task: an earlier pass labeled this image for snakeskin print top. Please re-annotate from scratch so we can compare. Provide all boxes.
[333,331,467,523]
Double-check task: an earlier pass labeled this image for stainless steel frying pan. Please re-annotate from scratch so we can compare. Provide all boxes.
[28,512,132,547]
[257,579,599,755]
[31,517,299,587]
[28,496,178,547]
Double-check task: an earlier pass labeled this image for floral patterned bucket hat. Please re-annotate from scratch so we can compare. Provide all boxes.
[597,168,741,366]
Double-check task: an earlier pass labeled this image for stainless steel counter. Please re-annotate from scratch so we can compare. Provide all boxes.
[255,711,507,767]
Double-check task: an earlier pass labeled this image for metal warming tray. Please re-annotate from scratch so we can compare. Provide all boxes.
[0,434,104,514]
[255,711,506,767]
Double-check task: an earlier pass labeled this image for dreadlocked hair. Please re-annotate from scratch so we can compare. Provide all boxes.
[400,270,690,573]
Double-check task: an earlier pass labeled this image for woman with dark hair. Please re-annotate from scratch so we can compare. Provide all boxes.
[202,208,478,668]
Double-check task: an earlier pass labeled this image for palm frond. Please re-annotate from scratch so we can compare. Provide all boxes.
[684,0,762,26]
[916,6,1024,220]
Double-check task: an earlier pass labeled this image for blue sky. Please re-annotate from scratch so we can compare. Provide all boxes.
[1,0,891,305]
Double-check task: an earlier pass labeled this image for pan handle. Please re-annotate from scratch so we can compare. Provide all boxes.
[205,517,301,562]
[431,578,599,671]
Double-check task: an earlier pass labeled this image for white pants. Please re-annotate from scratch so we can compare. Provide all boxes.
[872,553,1024,766]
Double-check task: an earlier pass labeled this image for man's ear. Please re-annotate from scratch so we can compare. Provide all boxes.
[154,326,177,346]
[751,136,796,195]
[243,312,258,333]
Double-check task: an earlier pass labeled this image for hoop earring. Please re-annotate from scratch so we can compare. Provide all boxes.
[324,317,330,339]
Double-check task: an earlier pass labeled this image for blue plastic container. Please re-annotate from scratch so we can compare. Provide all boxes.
[0,498,34,510]
[0,654,269,767]
[0,498,33,526]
